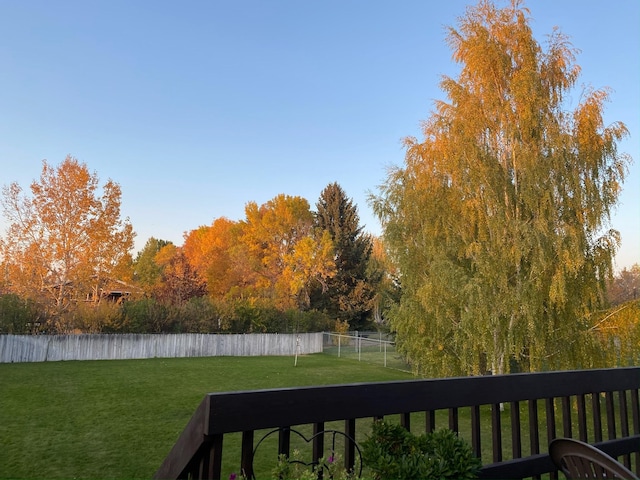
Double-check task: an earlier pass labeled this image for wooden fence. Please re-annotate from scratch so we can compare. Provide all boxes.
[0,333,323,363]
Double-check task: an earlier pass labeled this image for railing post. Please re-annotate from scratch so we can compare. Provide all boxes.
[344,419,356,473]
[576,394,588,441]
[312,422,325,465]
[401,412,411,430]
[425,410,435,433]
[491,403,503,463]
[561,396,572,438]
[528,399,540,456]
[510,401,522,459]
[449,407,459,432]
[593,392,603,442]
[278,427,291,458]
[240,430,254,480]
[471,404,482,458]
[200,434,223,480]
[606,391,617,439]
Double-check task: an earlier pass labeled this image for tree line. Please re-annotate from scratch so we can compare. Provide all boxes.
[0,160,390,335]
[1,0,638,375]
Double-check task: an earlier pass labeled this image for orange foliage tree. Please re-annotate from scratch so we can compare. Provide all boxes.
[1,156,134,325]
[182,217,254,298]
[153,244,206,306]
[607,264,640,306]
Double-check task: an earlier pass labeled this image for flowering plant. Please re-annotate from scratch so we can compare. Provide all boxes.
[228,450,361,480]
[270,449,363,480]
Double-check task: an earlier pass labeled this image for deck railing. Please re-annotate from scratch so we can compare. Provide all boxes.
[154,367,640,480]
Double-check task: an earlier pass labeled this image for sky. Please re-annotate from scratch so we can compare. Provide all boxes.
[0,0,638,271]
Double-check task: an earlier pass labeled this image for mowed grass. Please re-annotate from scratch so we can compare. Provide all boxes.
[0,354,413,479]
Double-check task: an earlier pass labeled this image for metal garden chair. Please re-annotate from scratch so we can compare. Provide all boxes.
[549,438,639,479]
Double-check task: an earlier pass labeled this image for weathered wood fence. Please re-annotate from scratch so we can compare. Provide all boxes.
[0,333,323,363]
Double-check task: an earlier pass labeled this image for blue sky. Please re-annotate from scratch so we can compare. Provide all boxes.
[1,0,638,270]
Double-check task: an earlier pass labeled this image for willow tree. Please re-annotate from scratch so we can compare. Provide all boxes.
[371,0,631,376]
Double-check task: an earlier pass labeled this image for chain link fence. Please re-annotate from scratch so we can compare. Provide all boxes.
[322,331,411,372]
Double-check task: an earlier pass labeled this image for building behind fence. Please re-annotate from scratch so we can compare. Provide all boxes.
[0,333,323,363]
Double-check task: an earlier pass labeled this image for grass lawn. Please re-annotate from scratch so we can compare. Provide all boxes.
[0,354,413,479]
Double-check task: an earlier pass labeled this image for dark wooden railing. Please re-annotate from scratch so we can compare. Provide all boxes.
[154,367,640,480]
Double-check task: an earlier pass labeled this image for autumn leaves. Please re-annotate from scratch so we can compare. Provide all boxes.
[1,162,379,333]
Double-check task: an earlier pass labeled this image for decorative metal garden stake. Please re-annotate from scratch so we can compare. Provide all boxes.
[294,335,301,366]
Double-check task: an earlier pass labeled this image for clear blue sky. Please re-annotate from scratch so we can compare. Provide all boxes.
[1,0,638,270]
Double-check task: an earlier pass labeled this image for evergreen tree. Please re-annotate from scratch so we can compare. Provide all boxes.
[312,182,375,330]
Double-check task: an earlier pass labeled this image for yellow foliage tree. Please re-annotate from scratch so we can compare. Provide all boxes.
[590,300,640,366]
[371,0,631,376]
[240,194,335,309]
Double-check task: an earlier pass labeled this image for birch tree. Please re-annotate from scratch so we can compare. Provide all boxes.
[371,0,631,376]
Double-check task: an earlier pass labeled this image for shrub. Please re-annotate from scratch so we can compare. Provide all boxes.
[177,296,220,333]
[120,298,172,333]
[284,309,333,333]
[361,421,480,480]
[0,294,40,334]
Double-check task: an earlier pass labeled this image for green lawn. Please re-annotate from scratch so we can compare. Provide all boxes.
[0,354,413,479]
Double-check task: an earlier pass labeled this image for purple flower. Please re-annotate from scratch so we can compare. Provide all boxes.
[229,473,237,480]
[328,455,334,464]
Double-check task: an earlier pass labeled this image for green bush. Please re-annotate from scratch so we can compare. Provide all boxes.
[120,298,173,333]
[361,421,481,480]
[177,296,221,333]
[0,294,40,334]
[77,295,335,334]
[59,301,123,333]
[284,309,333,332]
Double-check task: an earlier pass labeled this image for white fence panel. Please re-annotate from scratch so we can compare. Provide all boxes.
[0,333,323,363]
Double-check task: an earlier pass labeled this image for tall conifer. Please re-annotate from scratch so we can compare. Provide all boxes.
[313,182,375,330]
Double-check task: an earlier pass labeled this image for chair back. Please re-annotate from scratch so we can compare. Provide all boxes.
[549,438,639,479]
